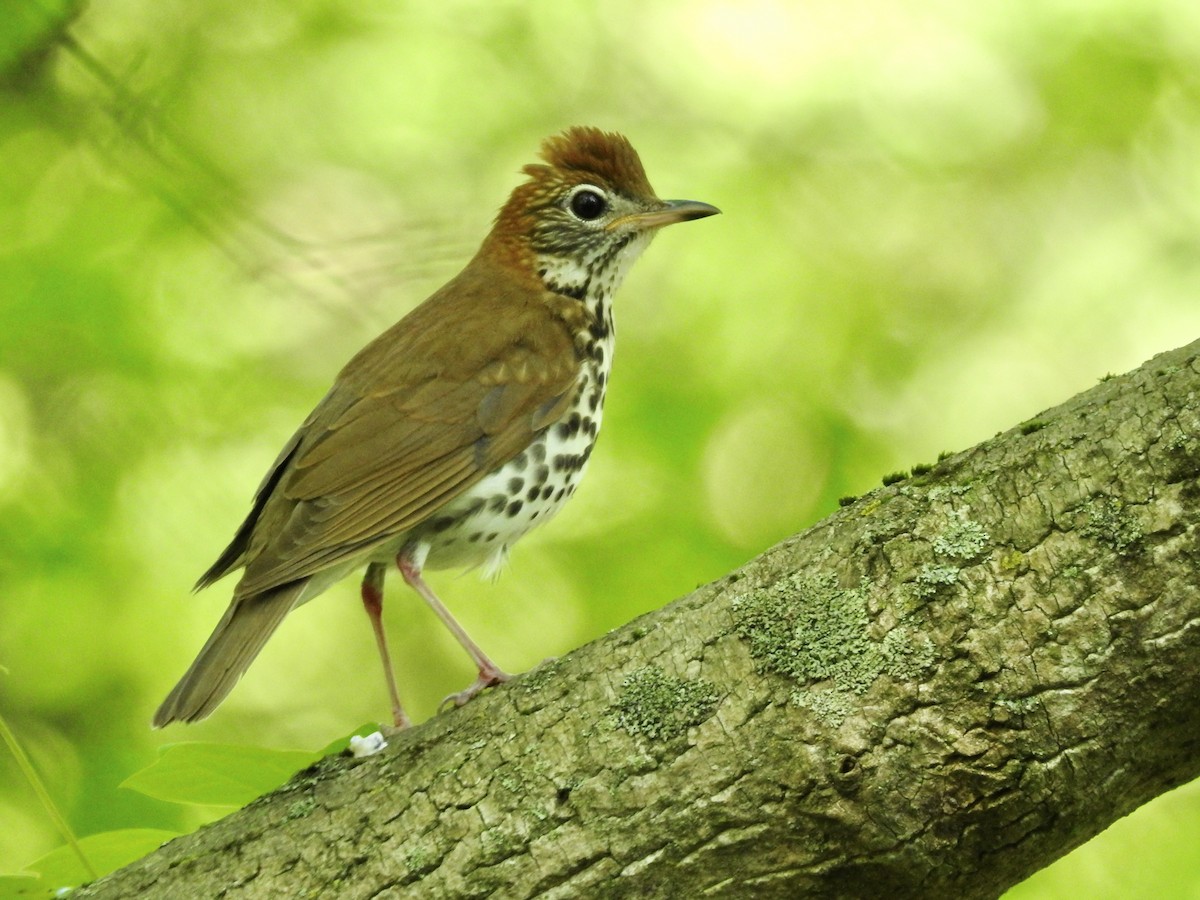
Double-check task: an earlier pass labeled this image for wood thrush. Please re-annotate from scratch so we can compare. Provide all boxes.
[153,127,719,728]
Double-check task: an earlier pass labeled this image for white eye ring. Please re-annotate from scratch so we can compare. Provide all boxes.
[566,184,609,222]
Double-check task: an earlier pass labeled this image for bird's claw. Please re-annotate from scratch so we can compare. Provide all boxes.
[439,668,511,712]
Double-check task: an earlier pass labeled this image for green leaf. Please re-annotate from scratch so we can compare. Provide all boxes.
[0,708,95,881]
[121,743,319,807]
[24,829,179,891]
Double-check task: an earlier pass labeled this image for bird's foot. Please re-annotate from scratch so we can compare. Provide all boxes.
[380,710,412,735]
[439,665,511,712]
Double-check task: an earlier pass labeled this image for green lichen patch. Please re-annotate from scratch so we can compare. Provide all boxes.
[999,550,1025,572]
[1081,496,1143,554]
[996,695,1039,716]
[284,797,317,820]
[520,657,563,688]
[731,573,878,692]
[731,573,936,726]
[403,845,436,876]
[915,564,961,598]
[791,688,854,727]
[933,511,991,561]
[881,626,936,680]
[613,666,720,740]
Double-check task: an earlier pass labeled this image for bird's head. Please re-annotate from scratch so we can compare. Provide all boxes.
[487,127,719,298]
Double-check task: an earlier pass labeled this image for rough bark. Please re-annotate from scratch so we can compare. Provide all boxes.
[76,341,1200,899]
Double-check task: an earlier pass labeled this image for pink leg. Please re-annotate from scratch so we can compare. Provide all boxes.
[396,549,510,710]
[361,562,411,729]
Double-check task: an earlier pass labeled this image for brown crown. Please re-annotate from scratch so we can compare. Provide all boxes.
[528,126,655,198]
[486,127,661,263]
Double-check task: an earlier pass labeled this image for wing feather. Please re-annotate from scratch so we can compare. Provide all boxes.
[221,256,585,598]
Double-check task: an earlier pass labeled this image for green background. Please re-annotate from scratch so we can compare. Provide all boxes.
[3,0,1200,895]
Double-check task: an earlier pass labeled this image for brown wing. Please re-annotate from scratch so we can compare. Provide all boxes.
[223,254,586,597]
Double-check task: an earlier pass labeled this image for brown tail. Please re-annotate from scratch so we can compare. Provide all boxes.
[153,580,308,727]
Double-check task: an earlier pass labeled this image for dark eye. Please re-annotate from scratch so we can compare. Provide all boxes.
[569,188,607,221]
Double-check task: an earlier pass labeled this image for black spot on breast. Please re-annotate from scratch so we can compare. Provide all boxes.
[507,500,523,518]
[534,464,550,484]
[554,453,583,475]
[511,452,529,471]
[429,516,456,533]
[530,441,547,464]
[554,414,582,441]
[489,495,506,513]
[526,486,540,502]
[541,485,554,500]
[509,477,524,494]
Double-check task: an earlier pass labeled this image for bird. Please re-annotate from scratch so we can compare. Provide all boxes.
[153,126,719,729]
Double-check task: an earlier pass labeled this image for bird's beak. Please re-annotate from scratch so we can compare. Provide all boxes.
[610,199,721,231]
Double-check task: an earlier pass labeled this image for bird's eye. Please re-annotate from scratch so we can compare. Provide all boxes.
[569,187,608,221]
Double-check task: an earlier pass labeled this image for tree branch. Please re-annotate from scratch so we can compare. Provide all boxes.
[77,341,1200,899]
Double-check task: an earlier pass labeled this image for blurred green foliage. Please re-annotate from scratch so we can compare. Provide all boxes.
[2,0,1200,895]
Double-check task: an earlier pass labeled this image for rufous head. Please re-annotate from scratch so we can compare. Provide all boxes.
[487,126,719,293]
